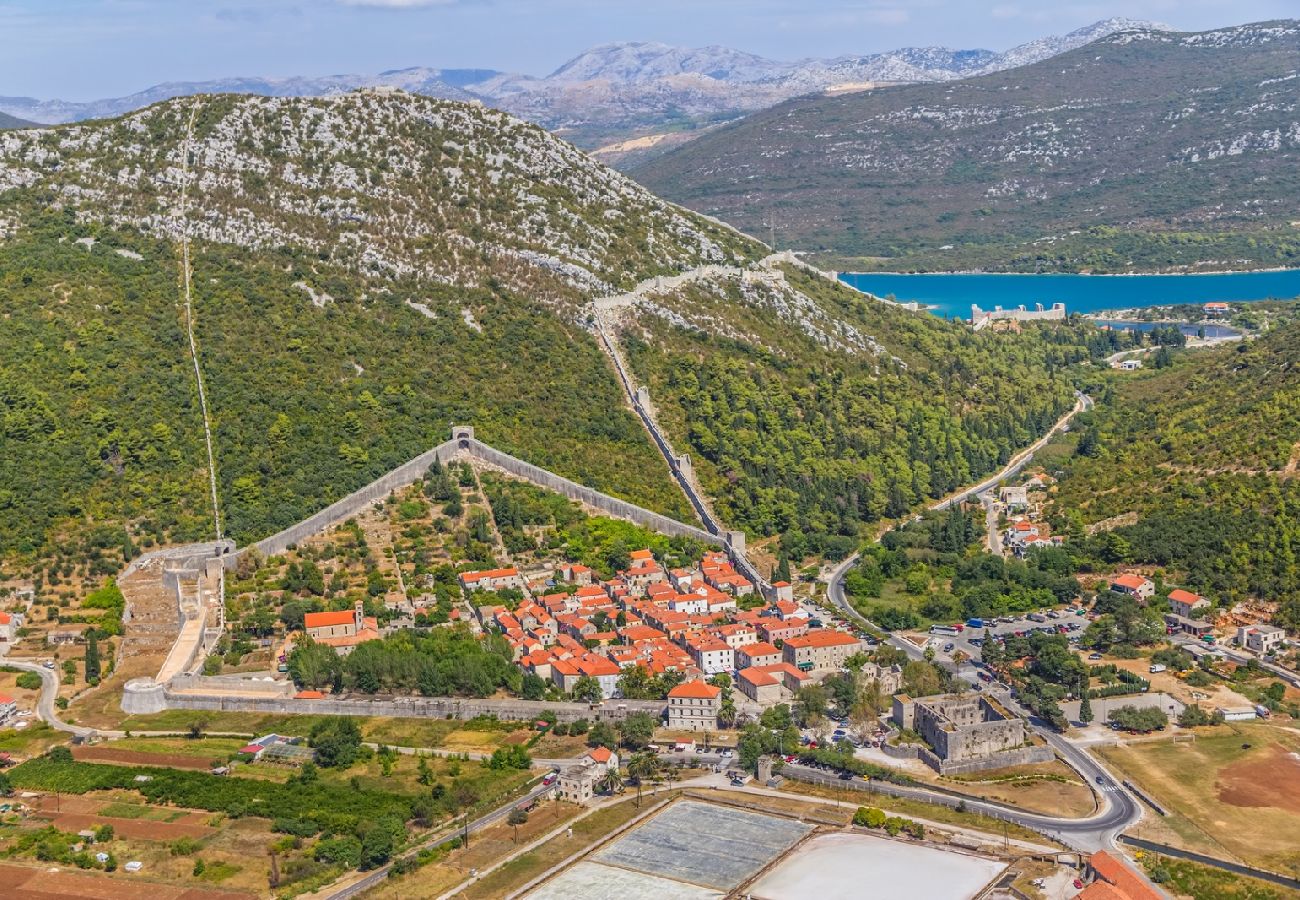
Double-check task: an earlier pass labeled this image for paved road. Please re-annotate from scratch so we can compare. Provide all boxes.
[1172,634,1300,690]
[816,392,1145,849]
[786,750,1137,851]
[0,656,96,738]
[979,490,1002,555]
[826,392,1092,631]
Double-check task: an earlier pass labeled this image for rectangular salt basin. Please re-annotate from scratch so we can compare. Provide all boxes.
[750,832,1006,900]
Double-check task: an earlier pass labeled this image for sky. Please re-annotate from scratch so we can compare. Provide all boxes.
[1,0,1293,100]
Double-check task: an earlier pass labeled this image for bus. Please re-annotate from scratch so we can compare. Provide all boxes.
[930,624,961,636]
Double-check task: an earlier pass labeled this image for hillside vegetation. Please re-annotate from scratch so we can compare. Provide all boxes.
[0,90,758,564]
[0,90,1094,589]
[636,21,1300,272]
[618,263,1093,553]
[1050,324,1300,621]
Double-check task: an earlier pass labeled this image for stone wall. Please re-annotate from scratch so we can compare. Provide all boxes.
[921,744,1056,775]
[242,429,722,563]
[1060,691,1185,726]
[137,683,665,724]
[914,694,1028,764]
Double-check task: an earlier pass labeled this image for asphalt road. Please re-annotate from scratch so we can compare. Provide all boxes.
[786,746,1138,851]
[0,655,95,738]
[815,392,1145,849]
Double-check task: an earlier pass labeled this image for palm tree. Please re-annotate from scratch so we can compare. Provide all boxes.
[718,696,737,728]
[626,752,660,807]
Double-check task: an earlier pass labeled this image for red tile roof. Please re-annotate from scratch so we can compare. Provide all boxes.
[738,667,780,687]
[669,680,721,700]
[586,746,613,764]
[784,629,860,649]
[1083,851,1163,900]
[1168,589,1203,604]
[1112,574,1150,591]
[304,610,355,629]
[294,690,325,699]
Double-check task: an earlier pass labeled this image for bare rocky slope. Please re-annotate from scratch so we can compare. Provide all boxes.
[0,18,1162,160]
[634,20,1300,272]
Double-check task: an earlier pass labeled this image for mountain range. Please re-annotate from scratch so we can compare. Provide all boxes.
[0,17,1164,160]
[636,20,1300,272]
[0,91,1082,570]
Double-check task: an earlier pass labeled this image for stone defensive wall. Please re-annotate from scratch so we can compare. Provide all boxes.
[244,426,721,561]
[123,676,664,723]
[920,744,1056,775]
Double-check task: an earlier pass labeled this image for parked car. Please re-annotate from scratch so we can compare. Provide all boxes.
[1089,652,1103,660]
[542,772,558,786]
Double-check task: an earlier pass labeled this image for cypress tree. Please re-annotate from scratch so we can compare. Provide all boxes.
[84,631,101,684]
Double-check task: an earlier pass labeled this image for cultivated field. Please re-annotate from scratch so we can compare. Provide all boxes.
[1097,723,1300,872]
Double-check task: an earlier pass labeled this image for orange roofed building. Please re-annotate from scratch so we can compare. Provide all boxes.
[1079,851,1164,900]
[304,601,380,656]
[667,679,721,732]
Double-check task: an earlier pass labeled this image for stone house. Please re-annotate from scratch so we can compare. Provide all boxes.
[667,680,721,732]
[1168,589,1210,619]
[781,629,864,672]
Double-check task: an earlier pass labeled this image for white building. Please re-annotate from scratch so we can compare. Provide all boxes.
[1237,624,1286,655]
[667,680,721,732]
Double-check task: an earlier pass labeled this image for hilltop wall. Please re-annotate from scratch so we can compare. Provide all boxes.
[243,428,721,561]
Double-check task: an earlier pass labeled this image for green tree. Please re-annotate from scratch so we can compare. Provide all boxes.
[617,712,656,750]
[571,675,603,704]
[359,816,404,869]
[587,722,617,750]
[309,717,363,768]
[1079,694,1094,725]
[83,631,101,684]
[507,806,528,843]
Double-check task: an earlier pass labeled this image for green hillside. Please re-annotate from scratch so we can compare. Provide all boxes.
[1050,320,1300,620]
[635,21,1300,273]
[0,90,1096,585]
[617,263,1095,552]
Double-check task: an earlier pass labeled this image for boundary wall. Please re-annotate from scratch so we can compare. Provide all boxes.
[246,428,721,561]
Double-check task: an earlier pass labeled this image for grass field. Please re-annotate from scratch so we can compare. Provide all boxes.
[778,780,1053,845]
[1098,723,1300,872]
[937,759,1097,819]
[1141,853,1300,900]
[371,793,664,899]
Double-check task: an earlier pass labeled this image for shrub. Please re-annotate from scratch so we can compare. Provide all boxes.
[314,836,363,869]
[170,837,201,856]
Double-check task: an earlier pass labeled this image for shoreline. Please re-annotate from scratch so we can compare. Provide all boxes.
[838,266,1300,278]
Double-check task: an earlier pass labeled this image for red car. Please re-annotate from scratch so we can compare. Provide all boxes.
[1073,878,1084,890]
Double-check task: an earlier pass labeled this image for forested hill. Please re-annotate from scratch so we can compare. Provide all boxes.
[635,20,1300,273]
[0,112,33,130]
[0,90,1090,582]
[0,90,756,564]
[615,265,1093,557]
[1051,323,1300,621]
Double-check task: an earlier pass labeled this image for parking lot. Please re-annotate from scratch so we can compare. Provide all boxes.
[930,608,1093,664]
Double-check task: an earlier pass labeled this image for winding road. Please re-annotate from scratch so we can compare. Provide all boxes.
[819,391,1141,851]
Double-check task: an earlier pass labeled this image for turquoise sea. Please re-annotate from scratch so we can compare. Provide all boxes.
[836,269,1300,320]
